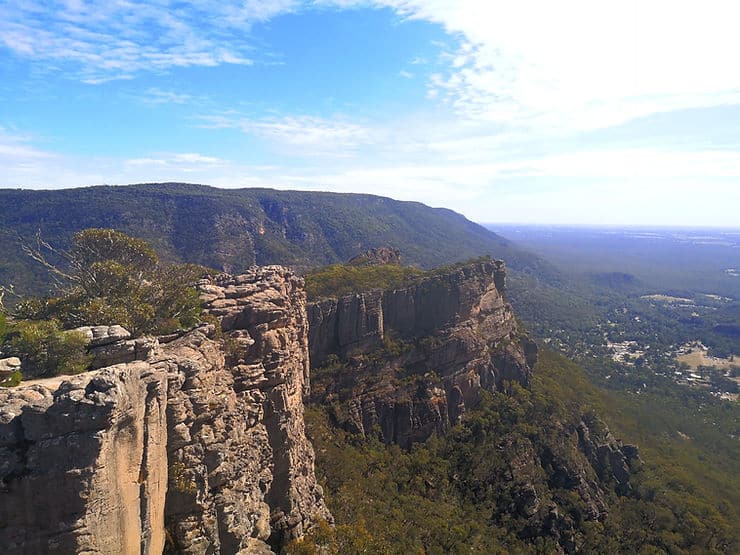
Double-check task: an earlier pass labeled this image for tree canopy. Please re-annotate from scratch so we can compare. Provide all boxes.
[1,228,208,381]
[15,228,206,336]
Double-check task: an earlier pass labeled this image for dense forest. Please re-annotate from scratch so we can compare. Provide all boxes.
[0,184,552,299]
[291,349,738,554]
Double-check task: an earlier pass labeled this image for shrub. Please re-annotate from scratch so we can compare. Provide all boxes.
[0,311,7,344]
[305,263,423,300]
[0,370,21,388]
[6,320,91,379]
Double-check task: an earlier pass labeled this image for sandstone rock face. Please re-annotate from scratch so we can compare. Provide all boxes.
[0,363,168,555]
[0,266,330,554]
[491,416,642,553]
[73,324,132,347]
[171,268,331,552]
[71,325,158,370]
[309,258,538,448]
[576,415,643,496]
[309,259,514,365]
[347,246,402,266]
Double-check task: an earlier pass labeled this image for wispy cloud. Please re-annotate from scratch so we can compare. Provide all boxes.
[0,126,56,160]
[3,121,739,226]
[198,112,375,156]
[4,1,740,227]
[139,88,193,105]
[126,152,225,168]
[320,0,740,132]
[0,1,298,83]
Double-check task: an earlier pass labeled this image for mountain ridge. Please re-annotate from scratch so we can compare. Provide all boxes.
[0,183,556,298]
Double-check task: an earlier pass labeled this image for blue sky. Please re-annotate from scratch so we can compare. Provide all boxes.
[1,0,739,226]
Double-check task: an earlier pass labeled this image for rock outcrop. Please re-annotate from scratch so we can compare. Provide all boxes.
[489,415,642,553]
[0,266,330,554]
[576,414,642,496]
[0,356,22,384]
[308,258,515,365]
[183,270,331,551]
[70,324,157,370]
[347,246,402,266]
[306,258,641,553]
[308,258,538,448]
[0,362,168,555]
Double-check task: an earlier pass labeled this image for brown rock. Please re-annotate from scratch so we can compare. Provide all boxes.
[0,362,168,555]
[308,258,537,448]
[0,266,330,555]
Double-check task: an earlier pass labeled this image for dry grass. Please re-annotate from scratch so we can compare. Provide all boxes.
[677,348,739,371]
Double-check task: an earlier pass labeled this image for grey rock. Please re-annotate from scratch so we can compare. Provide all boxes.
[71,324,131,347]
[88,336,158,369]
[0,266,330,555]
[0,357,21,373]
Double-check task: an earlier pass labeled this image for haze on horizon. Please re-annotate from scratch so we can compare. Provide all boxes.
[1,1,739,227]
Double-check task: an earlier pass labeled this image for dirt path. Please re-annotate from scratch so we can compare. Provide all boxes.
[16,374,79,392]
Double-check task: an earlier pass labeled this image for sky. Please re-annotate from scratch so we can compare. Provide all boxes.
[1,0,739,227]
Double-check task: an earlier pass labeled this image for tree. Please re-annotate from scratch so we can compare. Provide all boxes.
[15,228,207,335]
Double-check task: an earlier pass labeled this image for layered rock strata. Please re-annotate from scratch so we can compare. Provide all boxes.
[0,266,330,554]
[0,362,168,555]
[306,259,641,552]
[72,324,158,370]
[308,258,538,448]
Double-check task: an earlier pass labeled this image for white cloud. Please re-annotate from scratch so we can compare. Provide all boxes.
[126,152,225,167]
[0,126,56,160]
[10,1,740,127]
[0,1,296,82]
[138,88,193,105]
[3,121,738,226]
[4,1,740,227]
[198,112,375,156]
[526,149,740,180]
[320,0,740,132]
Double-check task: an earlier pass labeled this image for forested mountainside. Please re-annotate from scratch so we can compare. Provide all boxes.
[2,189,737,553]
[0,183,552,298]
[288,259,738,554]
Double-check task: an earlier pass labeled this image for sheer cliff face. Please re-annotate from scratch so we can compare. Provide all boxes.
[308,259,538,448]
[0,363,169,555]
[0,267,329,555]
[191,270,331,551]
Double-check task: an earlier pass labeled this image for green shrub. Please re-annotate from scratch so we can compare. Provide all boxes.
[305,263,423,300]
[17,229,208,336]
[7,320,91,379]
[0,311,7,344]
[0,370,21,388]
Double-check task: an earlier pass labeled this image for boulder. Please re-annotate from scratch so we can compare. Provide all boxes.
[71,325,131,347]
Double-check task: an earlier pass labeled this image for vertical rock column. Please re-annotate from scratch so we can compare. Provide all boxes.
[166,267,331,553]
[0,363,168,555]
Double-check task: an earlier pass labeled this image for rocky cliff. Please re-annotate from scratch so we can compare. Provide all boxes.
[308,258,538,448]
[304,259,642,553]
[0,266,330,554]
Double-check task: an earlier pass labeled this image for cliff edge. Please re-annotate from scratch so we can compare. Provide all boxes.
[308,258,538,448]
[0,266,330,554]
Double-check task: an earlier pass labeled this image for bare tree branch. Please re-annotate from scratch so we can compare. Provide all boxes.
[20,231,78,292]
[0,284,20,312]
